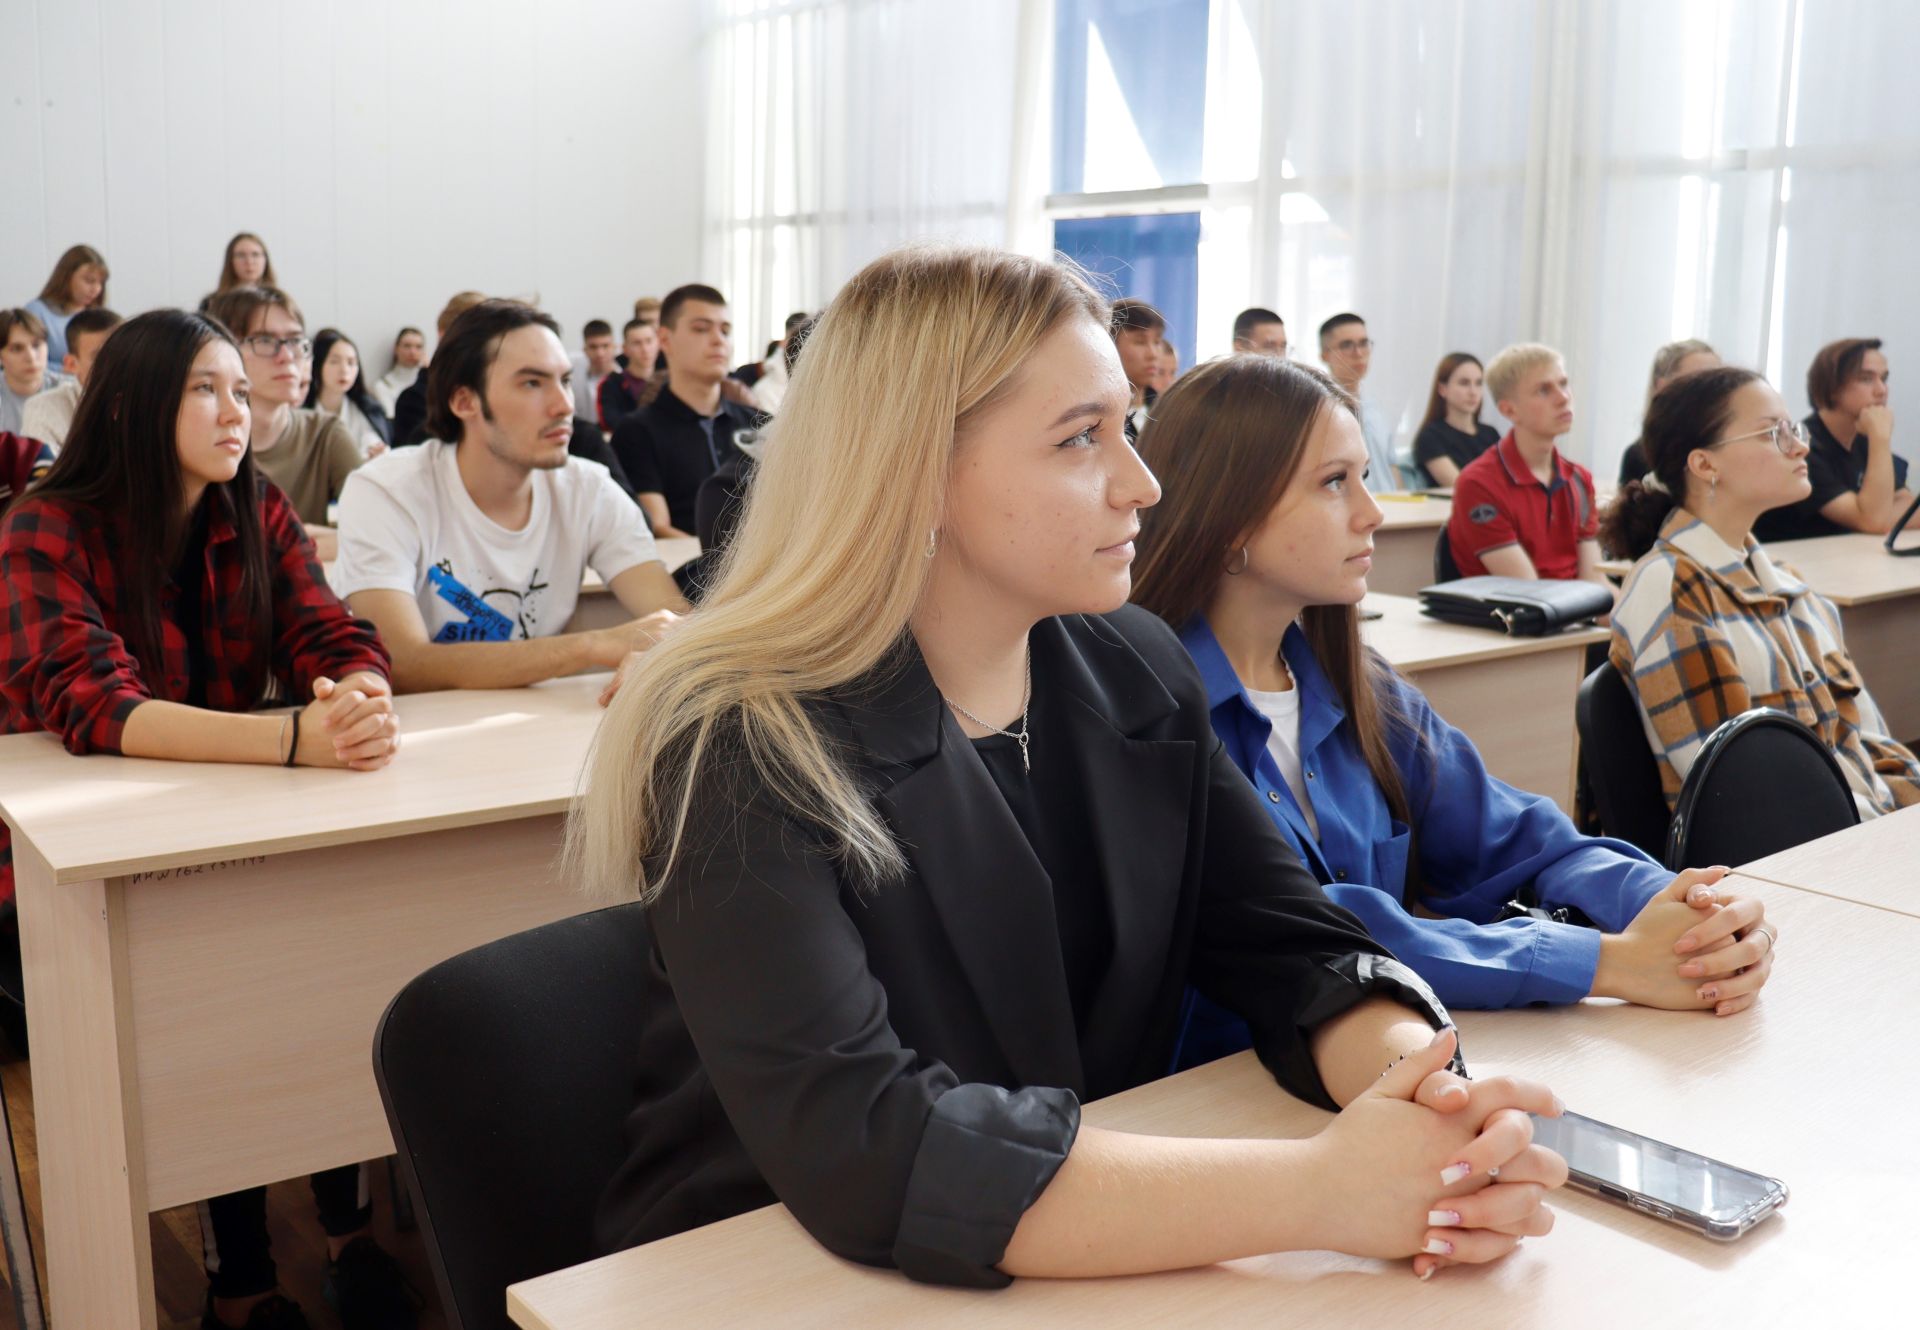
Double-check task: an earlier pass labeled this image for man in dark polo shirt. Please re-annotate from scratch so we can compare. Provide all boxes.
[1754,337,1913,543]
[1447,342,1610,601]
[610,284,760,539]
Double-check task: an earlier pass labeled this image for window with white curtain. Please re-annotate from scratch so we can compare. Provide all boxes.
[703,0,1033,353]
[710,0,1920,484]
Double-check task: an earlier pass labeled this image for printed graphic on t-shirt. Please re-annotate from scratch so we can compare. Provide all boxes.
[427,561,553,642]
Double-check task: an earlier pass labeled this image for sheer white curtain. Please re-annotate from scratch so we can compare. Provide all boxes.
[708,0,1920,482]
[1227,0,1920,481]
[703,0,1040,352]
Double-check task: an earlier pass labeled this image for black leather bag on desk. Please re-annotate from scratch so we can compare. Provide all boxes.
[1418,576,1613,636]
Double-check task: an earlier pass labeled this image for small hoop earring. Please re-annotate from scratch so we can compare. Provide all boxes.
[1225,546,1249,576]
[925,529,938,559]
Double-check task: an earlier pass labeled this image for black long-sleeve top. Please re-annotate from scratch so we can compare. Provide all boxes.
[593,604,1453,1287]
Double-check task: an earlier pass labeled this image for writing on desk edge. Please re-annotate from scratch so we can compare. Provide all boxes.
[129,856,270,885]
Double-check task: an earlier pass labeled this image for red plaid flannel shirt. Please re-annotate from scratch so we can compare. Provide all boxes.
[0,480,391,899]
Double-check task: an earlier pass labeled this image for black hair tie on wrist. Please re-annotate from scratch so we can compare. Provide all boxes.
[284,711,301,768]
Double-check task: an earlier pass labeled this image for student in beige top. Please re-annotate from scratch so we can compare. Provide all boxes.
[206,285,362,559]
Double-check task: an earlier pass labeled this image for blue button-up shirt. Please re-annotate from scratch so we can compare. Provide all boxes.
[1179,616,1669,1020]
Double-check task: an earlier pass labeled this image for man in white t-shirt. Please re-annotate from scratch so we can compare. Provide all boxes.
[335,299,688,695]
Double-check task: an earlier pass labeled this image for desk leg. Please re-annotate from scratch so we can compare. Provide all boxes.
[14,846,156,1330]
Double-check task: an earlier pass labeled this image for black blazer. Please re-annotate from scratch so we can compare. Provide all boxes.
[593,605,1450,1287]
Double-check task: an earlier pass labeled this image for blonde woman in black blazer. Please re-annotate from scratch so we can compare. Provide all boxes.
[570,247,1568,1289]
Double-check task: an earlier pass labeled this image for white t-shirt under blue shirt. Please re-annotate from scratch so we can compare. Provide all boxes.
[332,438,659,641]
[1243,683,1321,838]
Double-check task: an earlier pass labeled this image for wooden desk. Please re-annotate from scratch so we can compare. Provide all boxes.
[510,877,1910,1329]
[1732,800,1920,920]
[1600,531,1920,740]
[1369,497,1452,598]
[0,679,614,1328]
[1361,593,1607,810]
[566,537,701,631]
[1767,532,1920,741]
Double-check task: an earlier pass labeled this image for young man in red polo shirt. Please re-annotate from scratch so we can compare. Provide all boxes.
[1447,342,1613,604]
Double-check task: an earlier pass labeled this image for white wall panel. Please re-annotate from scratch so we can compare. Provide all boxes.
[4,0,709,376]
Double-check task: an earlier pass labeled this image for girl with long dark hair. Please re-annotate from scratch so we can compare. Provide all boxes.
[1130,356,1778,1063]
[1410,352,1499,487]
[0,308,413,1330]
[304,327,393,457]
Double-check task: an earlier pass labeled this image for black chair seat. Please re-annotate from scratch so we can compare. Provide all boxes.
[1575,663,1672,859]
[373,902,653,1330]
[1667,707,1860,869]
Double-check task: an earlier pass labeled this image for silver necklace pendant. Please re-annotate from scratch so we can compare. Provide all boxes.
[945,645,1033,772]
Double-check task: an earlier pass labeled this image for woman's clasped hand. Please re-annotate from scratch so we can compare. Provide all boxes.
[1308,1027,1570,1280]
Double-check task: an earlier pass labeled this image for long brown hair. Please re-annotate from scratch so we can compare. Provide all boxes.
[1419,351,1482,432]
[1132,355,1419,843]
[217,232,278,294]
[36,244,109,312]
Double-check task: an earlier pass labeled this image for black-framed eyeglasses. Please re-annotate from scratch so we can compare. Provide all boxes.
[1332,337,1374,354]
[1719,418,1809,455]
[242,334,313,359]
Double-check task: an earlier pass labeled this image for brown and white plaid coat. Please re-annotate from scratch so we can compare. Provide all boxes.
[1610,508,1920,818]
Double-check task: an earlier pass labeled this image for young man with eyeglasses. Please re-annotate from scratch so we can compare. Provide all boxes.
[206,286,363,561]
[1447,342,1610,602]
[1319,312,1402,492]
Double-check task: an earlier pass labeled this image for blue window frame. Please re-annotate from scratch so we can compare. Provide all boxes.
[1054,211,1201,368]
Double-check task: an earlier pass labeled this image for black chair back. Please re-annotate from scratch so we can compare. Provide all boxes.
[1433,526,1463,582]
[1575,663,1672,859]
[373,903,653,1330]
[1667,707,1860,869]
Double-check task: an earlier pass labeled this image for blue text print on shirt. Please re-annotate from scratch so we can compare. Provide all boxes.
[427,565,518,642]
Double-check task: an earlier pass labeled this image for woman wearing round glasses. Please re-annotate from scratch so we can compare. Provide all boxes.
[206,285,365,561]
[1602,367,1920,820]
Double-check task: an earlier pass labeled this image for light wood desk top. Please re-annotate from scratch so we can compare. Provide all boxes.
[580,536,700,591]
[510,876,1910,1328]
[1599,529,1920,589]
[1733,801,1920,919]
[1360,593,1608,671]
[1373,495,1452,529]
[1766,531,1920,605]
[0,675,609,884]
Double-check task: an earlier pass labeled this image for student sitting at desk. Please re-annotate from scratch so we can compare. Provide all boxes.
[0,309,410,1330]
[572,246,1570,1290]
[1605,365,1920,821]
[334,299,688,693]
[1446,342,1612,604]
[1753,336,1915,542]
[1131,355,1777,1058]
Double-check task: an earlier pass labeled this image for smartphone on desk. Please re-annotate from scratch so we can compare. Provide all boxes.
[1529,1110,1787,1241]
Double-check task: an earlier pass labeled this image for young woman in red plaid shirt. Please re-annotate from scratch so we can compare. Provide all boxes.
[0,308,411,1330]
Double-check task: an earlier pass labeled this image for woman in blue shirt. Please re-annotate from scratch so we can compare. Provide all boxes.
[1131,356,1780,1065]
